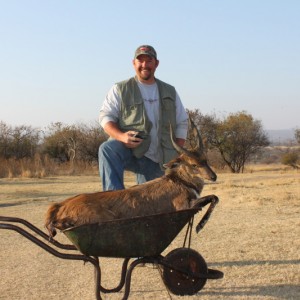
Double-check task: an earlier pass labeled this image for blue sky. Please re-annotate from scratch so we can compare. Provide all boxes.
[0,0,299,130]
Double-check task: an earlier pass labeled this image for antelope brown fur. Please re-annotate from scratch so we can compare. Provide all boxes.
[45,119,217,238]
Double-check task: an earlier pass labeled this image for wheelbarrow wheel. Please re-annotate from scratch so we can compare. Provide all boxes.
[162,248,208,296]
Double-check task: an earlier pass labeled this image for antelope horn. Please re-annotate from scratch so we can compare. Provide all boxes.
[188,117,204,153]
[169,123,189,155]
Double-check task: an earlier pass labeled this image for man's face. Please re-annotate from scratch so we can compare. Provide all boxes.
[133,54,159,83]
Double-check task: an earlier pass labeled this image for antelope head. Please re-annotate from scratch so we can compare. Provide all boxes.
[166,117,217,182]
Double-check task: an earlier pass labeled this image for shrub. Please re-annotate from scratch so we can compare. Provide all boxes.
[281,151,299,169]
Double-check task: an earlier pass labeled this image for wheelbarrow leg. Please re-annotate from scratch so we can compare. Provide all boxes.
[122,256,162,300]
[122,259,141,300]
[92,257,102,300]
[100,258,131,294]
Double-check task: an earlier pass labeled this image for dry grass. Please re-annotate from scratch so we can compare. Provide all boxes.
[0,167,299,300]
[0,156,98,178]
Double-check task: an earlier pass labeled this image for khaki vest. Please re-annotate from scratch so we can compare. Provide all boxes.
[116,77,177,168]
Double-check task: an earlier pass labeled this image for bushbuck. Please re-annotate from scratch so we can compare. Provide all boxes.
[45,119,218,238]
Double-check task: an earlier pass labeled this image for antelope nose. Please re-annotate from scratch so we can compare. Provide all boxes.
[211,174,217,182]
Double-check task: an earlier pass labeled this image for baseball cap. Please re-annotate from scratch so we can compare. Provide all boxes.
[134,45,157,59]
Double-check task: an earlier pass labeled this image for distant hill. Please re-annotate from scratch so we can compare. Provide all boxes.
[266,129,296,144]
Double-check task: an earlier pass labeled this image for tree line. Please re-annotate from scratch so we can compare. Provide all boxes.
[0,121,107,163]
[1,109,299,177]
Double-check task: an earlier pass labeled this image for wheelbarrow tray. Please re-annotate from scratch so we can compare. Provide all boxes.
[63,207,200,258]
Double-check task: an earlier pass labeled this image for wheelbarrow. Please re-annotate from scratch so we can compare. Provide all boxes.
[0,194,223,299]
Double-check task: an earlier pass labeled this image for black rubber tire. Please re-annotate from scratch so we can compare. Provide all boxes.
[162,247,208,296]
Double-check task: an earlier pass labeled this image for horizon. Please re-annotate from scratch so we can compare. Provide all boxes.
[0,1,299,131]
[0,116,298,132]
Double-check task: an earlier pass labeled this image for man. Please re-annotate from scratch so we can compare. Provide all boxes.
[99,45,188,190]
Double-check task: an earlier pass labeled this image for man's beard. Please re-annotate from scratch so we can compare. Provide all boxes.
[139,68,152,81]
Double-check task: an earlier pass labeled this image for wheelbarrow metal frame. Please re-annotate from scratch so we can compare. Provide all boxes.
[0,194,222,300]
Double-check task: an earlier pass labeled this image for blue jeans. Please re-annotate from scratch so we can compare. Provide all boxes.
[98,139,164,191]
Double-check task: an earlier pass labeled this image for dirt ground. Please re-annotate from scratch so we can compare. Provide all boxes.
[0,167,299,300]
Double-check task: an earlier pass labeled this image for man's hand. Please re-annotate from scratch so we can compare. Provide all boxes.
[103,122,143,148]
[121,131,143,148]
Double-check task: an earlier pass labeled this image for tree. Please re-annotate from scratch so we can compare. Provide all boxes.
[188,110,270,173]
[281,151,299,169]
[10,125,40,159]
[42,122,107,163]
[0,121,12,158]
[213,112,270,173]
[42,122,72,162]
[0,121,40,159]
[295,129,300,144]
[77,122,107,162]
[43,122,87,164]
[186,109,217,149]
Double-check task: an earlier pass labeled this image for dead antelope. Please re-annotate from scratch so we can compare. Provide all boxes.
[45,119,218,238]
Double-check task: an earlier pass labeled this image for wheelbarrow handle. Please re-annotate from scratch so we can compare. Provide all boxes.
[0,216,76,250]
